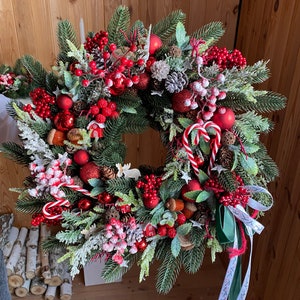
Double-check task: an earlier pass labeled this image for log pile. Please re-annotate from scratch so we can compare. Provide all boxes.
[2,221,73,299]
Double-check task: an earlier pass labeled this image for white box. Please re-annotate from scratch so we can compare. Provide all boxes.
[83,258,122,286]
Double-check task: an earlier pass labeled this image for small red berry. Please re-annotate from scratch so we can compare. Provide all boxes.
[95,113,106,123]
[90,105,100,116]
[157,225,167,236]
[167,227,177,239]
[74,69,83,76]
[82,79,90,87]
[97,98,108,108]
[176,213,186,225]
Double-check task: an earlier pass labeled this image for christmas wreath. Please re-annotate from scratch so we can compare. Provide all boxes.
[1,6,286,298]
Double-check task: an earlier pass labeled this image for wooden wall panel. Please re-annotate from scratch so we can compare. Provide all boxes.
[236,0,300,299]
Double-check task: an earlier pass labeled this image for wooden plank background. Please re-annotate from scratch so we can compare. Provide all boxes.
[0,0,299,299]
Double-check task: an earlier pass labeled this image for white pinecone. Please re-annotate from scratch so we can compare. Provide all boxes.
[165,71,189,93]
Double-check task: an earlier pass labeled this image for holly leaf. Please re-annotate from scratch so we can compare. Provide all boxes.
[171,235,181,258]
[200,137,210,155]
[121,107,137,114]
[196,190,212,203]
[239,153,258,176]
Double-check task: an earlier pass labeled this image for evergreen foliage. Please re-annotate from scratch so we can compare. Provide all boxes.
[0,142,31,165]
[107,6,131,46]
[20,55,48,89]
[57,20,79,63]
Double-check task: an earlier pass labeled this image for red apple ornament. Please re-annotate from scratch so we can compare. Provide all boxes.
[77,198,92,211]
[149,34,163,55]
[53,111,75,132]
[181,179,202,202]
[212,107,235,130]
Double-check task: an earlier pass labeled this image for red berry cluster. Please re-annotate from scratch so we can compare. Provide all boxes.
[89,98,119,122]
[84,31,109,52]
[204,177,225,198]
[28,88,55,119]
[31,212,61,226]
[136,174,162,209]
[219,186,250,207]
[157,224,177,238]
[203,46,247,70]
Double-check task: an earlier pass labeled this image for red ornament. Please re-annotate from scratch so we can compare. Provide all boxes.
[144,223,156,237]
[157,225,167,236]
[212,107,235,130]
[73,150,90,166]
[53,111,75,132]
[171,89,193,113]
[97,192,113,204]
[143,195,159,209]
[181,179,202,202]
[56,94,73,110]
[79,161,101,184]
[78,198,92,211]
[134,72,150,90]
[136,238,148,251]
[149,34,163,55]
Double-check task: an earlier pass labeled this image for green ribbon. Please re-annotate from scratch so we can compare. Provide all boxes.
[216,204,236,244]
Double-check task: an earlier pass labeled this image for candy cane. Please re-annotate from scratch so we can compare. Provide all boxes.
[182,123,210,175]
[182,121,221,176]
[203,121,221,175]
[42,198,70,220]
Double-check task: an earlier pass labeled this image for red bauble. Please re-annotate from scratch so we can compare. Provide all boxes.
[73,150,90,166]
[53,111,75,132]
[136,238,148,251]
[97,192,113,204]
[149,34,163,55]
[79,161,101,184]
[144,223,156,237]
[134,72,150,90]
[181,179,202,202]
[78,198,92,211]
[143,196,159,209]
[171,89,192,113]
[212,107,235,130]
[56,94,73,110]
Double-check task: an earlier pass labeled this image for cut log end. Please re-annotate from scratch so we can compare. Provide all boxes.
[8,274,24,288]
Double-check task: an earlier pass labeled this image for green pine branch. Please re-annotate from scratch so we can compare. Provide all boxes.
[218,169,236,192]
[102,253,136,283]
[108,6,131,46]
[21,55,48,89]
[152,10,186,43]
[191,21,225,47]
[16,196,46,214]
[156,248,182,294]
[57,20,79,63]
[0,142,31,165]
[42,235,66,252]
[222,91,286,113]
[181,243,205,274]
[105,177,136,195]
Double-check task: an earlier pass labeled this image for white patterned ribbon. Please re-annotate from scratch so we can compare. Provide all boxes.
[218,185,273,300]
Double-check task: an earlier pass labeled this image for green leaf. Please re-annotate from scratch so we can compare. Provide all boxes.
[198,169,209,184]
[200,138,210,155]
[87,178,102,187]
[177,117,193,129]
[176,22,189,48]
[138,240,157,282]
[239,153,258,176]
[183,190,201,201]
[150,202,165,225]
[171,236,181,258]
[121,107,137,114]
[196,190,212,203]
[176,223,192,236]
[89,186,104,197]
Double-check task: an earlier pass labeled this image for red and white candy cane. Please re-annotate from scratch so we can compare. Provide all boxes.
[42,198,70,220]
[182,123,210,175]
[42,183,94,220]
[203,121,221,175]
[182,121,221,176]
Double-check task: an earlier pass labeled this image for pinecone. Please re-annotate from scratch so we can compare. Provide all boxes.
[169,45,182,57]
[218,146,234,169]
[120,213,133,223]
[73,100,88,116]
[165,71,189,93]
[100,166,117,180]
[221,131,236,146]
[194,203,210,225]
[105,206,120,221]
[185,109,198,121]
[72,176,84,187]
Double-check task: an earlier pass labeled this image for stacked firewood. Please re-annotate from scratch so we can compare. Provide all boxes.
[3,222,72,299]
